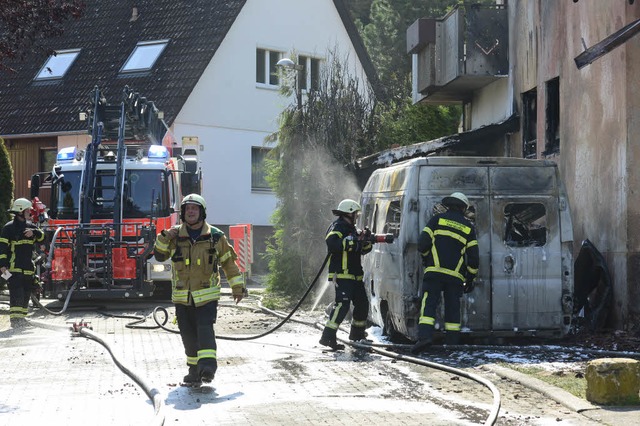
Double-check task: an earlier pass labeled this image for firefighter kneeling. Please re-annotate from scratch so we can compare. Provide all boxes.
[154,194,245,386]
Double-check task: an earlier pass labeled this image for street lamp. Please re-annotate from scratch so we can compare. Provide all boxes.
[276,57,303,110]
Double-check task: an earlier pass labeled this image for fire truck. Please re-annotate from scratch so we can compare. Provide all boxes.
[30,86,201,300]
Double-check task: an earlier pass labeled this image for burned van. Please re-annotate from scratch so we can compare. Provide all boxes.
[359,156,574,342]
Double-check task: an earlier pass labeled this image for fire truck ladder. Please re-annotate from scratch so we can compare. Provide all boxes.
[69,86,162,296]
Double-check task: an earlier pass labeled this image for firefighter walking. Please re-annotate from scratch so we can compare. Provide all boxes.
[154,194,245,386]
[0,198,44,327]
[412,192,479,353]
[319,199,373,350]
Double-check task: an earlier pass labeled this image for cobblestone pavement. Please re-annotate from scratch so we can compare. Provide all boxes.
[0,291,638,425]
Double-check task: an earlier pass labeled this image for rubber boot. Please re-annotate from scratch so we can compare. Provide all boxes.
[200,366,215,383]
[319,328,345,351]
[445,331,461,346]
[10,317,27,328]
[348,326,369,342]
[412,324,434,354]
[182,365,201,387]
[410,339,432,354]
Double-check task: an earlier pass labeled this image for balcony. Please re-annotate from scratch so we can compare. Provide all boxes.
[408,5,508,104]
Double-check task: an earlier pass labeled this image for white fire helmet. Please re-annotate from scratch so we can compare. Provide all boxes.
[332,199,361,216]
[442,192,470,209]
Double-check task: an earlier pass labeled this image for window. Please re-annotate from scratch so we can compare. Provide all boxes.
[256,48,281,86]
[121,40,169,73]
[297,55,322,91]
[34,49,81,80]
[522,88,537,159]
[503,203,547,247]
[544,77,560,156]
[251,147,272,191]
[383,200,402,238]
[40,148,57,174]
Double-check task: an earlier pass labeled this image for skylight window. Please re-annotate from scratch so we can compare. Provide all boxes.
[35,49,81,80]
[121,40,169,73]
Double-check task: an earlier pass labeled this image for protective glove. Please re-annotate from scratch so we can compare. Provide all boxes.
[232,285,245,304]
[463,279,476,294]
[361,227,372,242]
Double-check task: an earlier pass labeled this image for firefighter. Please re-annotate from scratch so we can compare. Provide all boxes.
[319,199,373,350]
[153,194,245,386]
[411,192,479,353]
[0,198,44,327]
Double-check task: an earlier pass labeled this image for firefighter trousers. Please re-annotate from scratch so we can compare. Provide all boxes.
[8,273,31,320]
[323,278,369,334]
[175,300,218,375]
[417,276,464,343]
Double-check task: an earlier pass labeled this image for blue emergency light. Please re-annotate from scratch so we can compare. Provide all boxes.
[57,147,77,162]
[148,145,169,161]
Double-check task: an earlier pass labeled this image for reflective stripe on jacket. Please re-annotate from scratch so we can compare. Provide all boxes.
[325,216,372,281]
[417,210,479,284]
[154,222,244,307]
[0,219,44,274]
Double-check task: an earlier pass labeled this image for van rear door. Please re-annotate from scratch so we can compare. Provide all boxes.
[489,166,565,333]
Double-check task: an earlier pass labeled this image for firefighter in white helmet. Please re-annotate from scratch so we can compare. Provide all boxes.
[0,198,44,327]
[153,193,245,386]
[319,198,373,350]
[412,192,479,353]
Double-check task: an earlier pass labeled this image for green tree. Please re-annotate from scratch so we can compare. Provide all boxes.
[354,0,464,149]
[0,0,85,72]
[0,138,13,292]
[264,51,378,303]
[0,138,13,226]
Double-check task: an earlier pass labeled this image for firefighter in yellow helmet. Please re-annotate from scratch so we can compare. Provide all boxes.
[153,194,245,386]
[412,192,479,353]
[0,198,44,327]
[319,199,373,350]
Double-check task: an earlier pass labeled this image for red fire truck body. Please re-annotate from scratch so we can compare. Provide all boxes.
[32,87,200,300]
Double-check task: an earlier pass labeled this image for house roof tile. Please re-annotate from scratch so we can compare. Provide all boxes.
[0,0,380,138]
[0,0,247,137]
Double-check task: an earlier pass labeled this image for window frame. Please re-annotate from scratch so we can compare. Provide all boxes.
[251,146,272,192]
[34,49,81,81]
[503,202,547,248]
[120,40,169,74]
[255,48,282,88]
[544,77,560,157]
[522,88,538,159]
[297,55,322,91]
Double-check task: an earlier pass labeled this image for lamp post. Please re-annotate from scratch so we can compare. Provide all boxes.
[276,57,303,110]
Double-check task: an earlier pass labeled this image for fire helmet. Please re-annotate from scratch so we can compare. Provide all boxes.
[180,193,206,222]
[442,192,470,209]
[332,199,361,216]
[8,198,32,214]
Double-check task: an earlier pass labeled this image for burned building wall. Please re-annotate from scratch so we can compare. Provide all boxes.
[509,0,640,329]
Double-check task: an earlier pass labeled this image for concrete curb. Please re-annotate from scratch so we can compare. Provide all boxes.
[481,363,597,412]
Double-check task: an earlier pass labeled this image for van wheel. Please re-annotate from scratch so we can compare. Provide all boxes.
[383,310,403,343]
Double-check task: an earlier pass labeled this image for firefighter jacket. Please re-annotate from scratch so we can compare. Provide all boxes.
[325,216,372,281]
[418,209,479,285]
[153,222,244,307]
[0,218,44,276]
